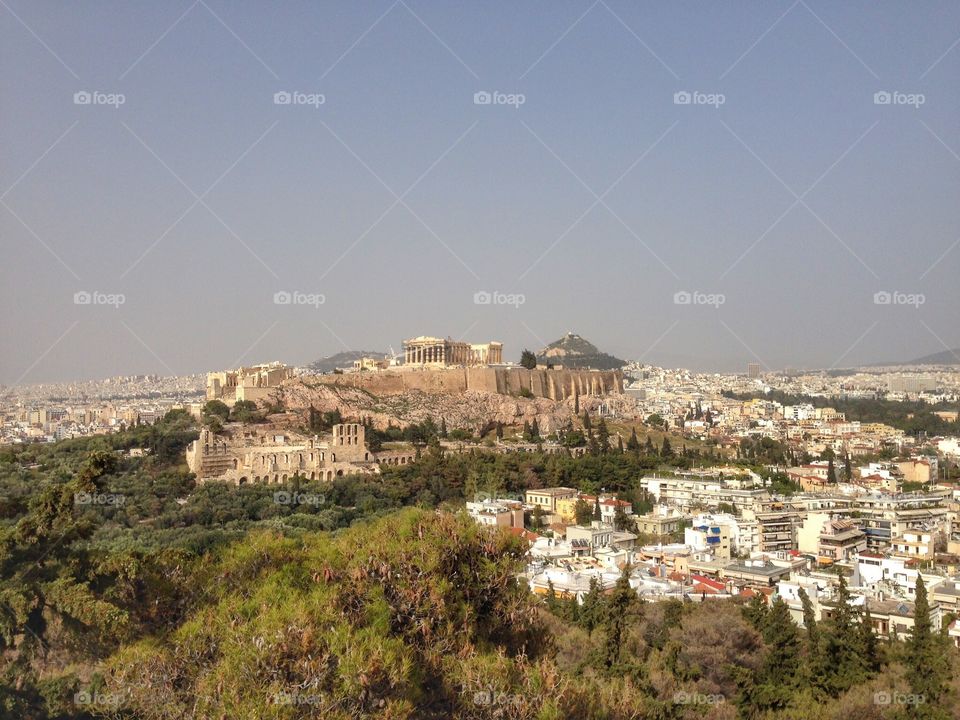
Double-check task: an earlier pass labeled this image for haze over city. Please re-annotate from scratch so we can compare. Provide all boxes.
[2,0,959,383]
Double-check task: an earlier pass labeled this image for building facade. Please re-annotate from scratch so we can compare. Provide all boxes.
[402,336,503,366]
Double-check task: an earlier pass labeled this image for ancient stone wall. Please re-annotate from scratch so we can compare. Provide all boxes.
[317,367,622,400]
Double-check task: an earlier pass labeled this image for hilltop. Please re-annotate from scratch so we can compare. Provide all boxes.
[309,350,387,373]
[536,332,626,370]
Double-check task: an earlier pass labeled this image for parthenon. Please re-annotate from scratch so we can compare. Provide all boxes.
[402,336,503,366]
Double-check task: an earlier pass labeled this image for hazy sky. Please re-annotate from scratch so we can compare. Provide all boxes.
[2,0,958,383]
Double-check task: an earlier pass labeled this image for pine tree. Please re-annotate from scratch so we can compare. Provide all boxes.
[439,417,447,438]
[593,496,602,521]
[626,428,640,453]
[617,436,624,454]
[582,410,591,430]
[530,418,540,440]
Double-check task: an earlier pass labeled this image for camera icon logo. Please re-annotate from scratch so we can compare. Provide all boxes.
[73,91,92,105]
[273,291,292,305]
[474,91,492,105]
[873,291,892,305]
[874,91,891,105]
[473,290,492,305]
[873,691,891,705]
[74,691,91,705]
[673,290,692,304]
[273,491,291,505]
[674,91,691,105]
[274,91,292,105]
[74,291,92,305]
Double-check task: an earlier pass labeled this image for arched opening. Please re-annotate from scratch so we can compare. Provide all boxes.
[238,477,248,485]
[336,470,343,477]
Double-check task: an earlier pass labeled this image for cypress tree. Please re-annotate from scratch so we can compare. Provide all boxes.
[757,597,801,709]
[859,603,880,673]
[906,575,950,714]
[603,565,636,671]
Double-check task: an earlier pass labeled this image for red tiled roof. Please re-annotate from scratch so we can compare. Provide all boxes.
[507,528,541,541]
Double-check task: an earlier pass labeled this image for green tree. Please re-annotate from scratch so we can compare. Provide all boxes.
[660,437,673,458]
[519,349,537,369]
[230,400,259,423]
[602,565,637,671]
[574,498,593,525]
[906,575,951,716]
[859,603,880,673]
[202,399,230,419]
[820,574,866,696]
[597,418,610,454]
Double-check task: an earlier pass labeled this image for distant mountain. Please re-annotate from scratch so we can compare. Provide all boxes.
[897,348,960,366]
[309,351,386,373]
[535,332,626,370]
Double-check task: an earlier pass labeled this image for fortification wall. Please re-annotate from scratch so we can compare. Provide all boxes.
[317,367,622,400]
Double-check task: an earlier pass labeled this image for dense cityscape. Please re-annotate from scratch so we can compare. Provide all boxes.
[3,2,959,718]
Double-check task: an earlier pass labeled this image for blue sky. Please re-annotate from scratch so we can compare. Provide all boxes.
[2,0,959,382]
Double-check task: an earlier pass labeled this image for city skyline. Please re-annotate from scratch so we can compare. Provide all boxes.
[2,1,959,384]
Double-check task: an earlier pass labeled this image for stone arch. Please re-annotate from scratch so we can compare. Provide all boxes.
[336,469,343,477]
[238,476,248,485]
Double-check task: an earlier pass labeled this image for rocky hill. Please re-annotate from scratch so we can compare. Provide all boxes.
[309,350,387,373]
[536,332,626,370]
[274,376,636,434]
